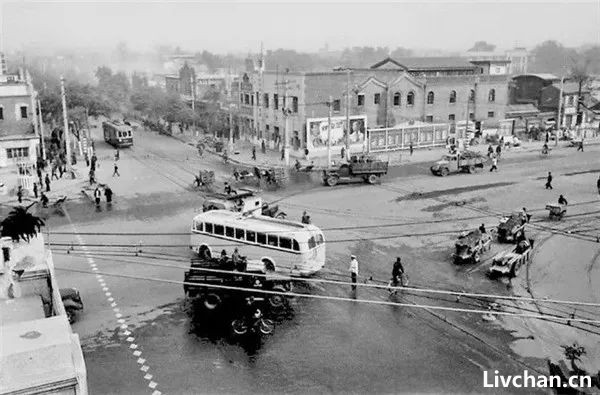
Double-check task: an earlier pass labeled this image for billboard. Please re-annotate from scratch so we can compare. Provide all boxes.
[306,115,367,150]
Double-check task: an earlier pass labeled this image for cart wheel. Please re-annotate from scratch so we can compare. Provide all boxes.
[440,168,449,177]
[367,174,378,184]
[326,176,338,187]
[275,212,287,219]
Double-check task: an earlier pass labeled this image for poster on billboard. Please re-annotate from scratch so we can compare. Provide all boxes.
[306,115,367,150]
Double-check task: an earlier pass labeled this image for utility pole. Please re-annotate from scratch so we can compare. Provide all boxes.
[345,69,350,160]
[60,76,71,168]
[283,78,290,165]
[37,98,46,161]
[327,95,332,169]
[556,75,564,147]
[190,75,196,131]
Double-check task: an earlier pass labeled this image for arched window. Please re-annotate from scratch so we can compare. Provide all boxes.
[488,89,496,102]
[449,90,457,103]
[393,92,401,106]
[469,89,475,102]
[407,91,415,106]
[427,91,434,104]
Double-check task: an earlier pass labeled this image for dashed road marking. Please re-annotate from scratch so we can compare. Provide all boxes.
[144,374,153,380]
[141,365,149,372]
[137,358,146,364]
[149,381,157,389]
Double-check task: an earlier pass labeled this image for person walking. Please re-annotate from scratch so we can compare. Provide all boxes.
[479,223,487,233]
[40,192,49,208]
[409,141,414,156]
[301,211,311,224]
[36,166,42,181]
[51,164,59,180]
[487,144,494,157]
[33,182,38,199]
[281,147,285,161]
[349,255,359,290]
[89,169,96,185]
[17,185,23,203]
[115,149,120,161]
[391,257,405,288]
[261,140,266,154]
[93,187,101,206]
[496,144,502,159]
[112,162,120,177]
[489,154,498,172]
[252,146,257,161]
[545,172,553,190]
[577,139,584,152]
[44,174,51,192]
[58,161,64,178]
[104,186,113,204]
[597,175,600,195]
[341,146,346,159]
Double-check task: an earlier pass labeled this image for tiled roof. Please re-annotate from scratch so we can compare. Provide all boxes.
[371,57,476,71]
[514,73,560,81]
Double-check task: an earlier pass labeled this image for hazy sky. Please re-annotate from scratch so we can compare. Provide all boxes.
[2,1,600,54]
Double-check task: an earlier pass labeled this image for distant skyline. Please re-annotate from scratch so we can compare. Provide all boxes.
[2,1,600,54]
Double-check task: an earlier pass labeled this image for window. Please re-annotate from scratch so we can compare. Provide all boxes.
[393,92,401,106]
[292,240,300,251]
[449,91,457,103]
[246,230,256,243]
[263,93,269,108]
[0,107,3,120]
[357,94,364,106]
[257,232,266,245]
[195,222,203,232]
[292,96,298,113]
[274,94,279,110]
[488,89,495,102]
[487,111,495,118]
[20,106,28,119]
[234,228,245,240]
[469,89,475,102]
[374,93,381,105]
[205,223,213,233]
[425,115,433,122]
[308,237,316,249]
[214,225,224,236]
[316,233,324,245]
[448,114,455,121]
[267,235,278,247]
[279,237,292,250]
[225,226,235,238]
[407,91,415,106]
[333,99,341,113]
[427,91,434,104]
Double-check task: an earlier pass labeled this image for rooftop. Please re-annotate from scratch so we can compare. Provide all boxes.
[514,73,560,81]
[371,57,476,71]
[194,209,321,234]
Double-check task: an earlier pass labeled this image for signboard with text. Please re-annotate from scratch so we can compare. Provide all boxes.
[306,115,367,150]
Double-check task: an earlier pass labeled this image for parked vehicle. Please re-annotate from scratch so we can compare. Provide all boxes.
[546,203,567,220]
[103,120,133,148]
[488,239,532,278]
[202,189,262,213]
[322,155,388,186]
[497,213,526,243]
[452,229,492,264]
[430,151,486,176]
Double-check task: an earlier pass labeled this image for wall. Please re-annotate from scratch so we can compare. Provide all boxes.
[0,93,33,137]
[0,137,38,167]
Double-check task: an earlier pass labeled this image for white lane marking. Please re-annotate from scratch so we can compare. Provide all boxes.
[137,358,146,364]
[141,365,149,372]
[144,374,153,380]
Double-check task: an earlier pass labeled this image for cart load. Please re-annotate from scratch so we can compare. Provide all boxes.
[452,229,492,264]
[497,212,526,243]
[488,239,532,278]
[545,203,566,220]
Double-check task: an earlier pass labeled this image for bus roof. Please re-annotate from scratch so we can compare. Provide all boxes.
[103,120,131,130]
[193,210,322,235]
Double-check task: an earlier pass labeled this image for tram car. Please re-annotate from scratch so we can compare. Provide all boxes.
[103,120,133,148]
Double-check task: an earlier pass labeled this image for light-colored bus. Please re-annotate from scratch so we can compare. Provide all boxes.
[190,210,325,276]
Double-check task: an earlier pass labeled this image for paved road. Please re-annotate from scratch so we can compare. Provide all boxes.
[48,127,600,394]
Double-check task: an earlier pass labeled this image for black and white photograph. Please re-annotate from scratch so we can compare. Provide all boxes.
[1,1,600,394]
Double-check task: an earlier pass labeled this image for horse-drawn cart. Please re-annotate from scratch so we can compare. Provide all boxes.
[546,203,566,220]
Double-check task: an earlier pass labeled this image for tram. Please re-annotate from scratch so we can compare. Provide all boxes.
[102,120,133,148]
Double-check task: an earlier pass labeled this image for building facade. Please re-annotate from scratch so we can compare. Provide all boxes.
[237,56,510,153]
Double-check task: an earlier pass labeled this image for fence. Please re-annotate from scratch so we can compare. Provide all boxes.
[368,123,449,152]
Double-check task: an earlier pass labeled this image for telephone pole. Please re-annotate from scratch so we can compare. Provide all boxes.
[60,76,71,168]
[556,75,564,147]
[345,69,350,160]
[283,79,290,165]
[327,96,333,169]
[37,98,46,161]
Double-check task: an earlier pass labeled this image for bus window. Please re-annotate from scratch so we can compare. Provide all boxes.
[279,237,292,250]
[308,237,316,249]
[214,225,224,236]
[268,235,278,247]
[246,230,256,243]
[195,222,203,232]
[316,233,324,245]
[235,228,245,240]
[257,232,266,245]
[292,240,300,251]
[205,223,213,233]
[225,226,235,238]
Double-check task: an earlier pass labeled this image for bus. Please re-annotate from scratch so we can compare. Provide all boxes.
[102,120,133,148]
[190,210,326,276]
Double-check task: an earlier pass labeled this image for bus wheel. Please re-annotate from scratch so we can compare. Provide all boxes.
[198,246,211,260]
[262,259,275,272]
[203,293,222,310]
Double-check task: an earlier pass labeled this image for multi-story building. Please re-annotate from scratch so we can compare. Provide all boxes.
[0,62,39,168]
[237,56,510,154]
[463,47,529,75]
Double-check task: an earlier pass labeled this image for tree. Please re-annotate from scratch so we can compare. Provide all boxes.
[1,206,45,242]
[562,343,586,374]
[390,47,414,59]
[529,40,577,74]
[468,41,496,52]
[569,57,591,125]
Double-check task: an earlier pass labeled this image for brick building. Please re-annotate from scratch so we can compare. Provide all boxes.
[237,56,510,154]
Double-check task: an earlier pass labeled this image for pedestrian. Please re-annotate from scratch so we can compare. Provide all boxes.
[17,185,23,203]
[522,207,531,223]
[33,182,38,199]
[252,146,257,161]
[489,155,498,172]
[301,211,311,224]
[558,194,568,206]
[487,144,494,157]
[304,148,310,161]
[91,153,97,167]
[36,166,42,180]
[89,169,96,185]
[233,168,240,181]
[409,141,414,156]
[51,164,59,180]
[112,162,120,177]
[40,192,49,208]
[545,172,553,190]
[341,146,346,159]
[58,162,64,178]
[496,144,502,159]
[391,257,405,287]
[349,255,359,290]
[85,153,90,167]
[115,149,120,161]
[93,187,101,206]
[44,174,51,192]
[261,139,266,154]
[104,186,113,204]
[597,175,600,195]
[479,223,486,233]
[281,147,285,161]
[577,139,584,152]
[224,182,232,195]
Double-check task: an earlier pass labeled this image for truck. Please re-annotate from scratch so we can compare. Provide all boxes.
[488,239,532,278]
[430,151,486,176]
[322,155,389,186]
[452,229,492,264]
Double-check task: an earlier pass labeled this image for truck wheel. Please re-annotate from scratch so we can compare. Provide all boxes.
[468,166,475,173]
[326,176,338,186]
[367,174,378,184]
[203,293,222,310]
[440,168,449,177]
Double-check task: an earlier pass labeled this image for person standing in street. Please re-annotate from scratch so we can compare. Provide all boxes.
[349,255,359,290]
[301,211,311,224]
[409,141,414,156]
[45,174,51,192]
[17,185,23,203]
[281,147,285,161]
[545,172,553,190]
[33,182,38,199]
[577,139,584,152]
[36,166,42,181]
[51,164,59,180]
[489,154,498,172]
[112,162,120,177]
[115,149,120,161]
[93,187,101,206]
[496,144,502,159]
[341,146,346,159]
[40,192,49,208]
[104,186,113,204]
[261,140,266,154]
[558,194,568,206]
[252,146,257,161]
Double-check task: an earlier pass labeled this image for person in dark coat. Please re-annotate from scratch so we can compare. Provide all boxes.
[93,187,101,205]
[545,172,553,189]
[252,146,257,161]
[391,257,405,286]
[496,144,502,158]
[409,142,414,156]
[301,211,311,224]
[261,140,266,154]
[558,194,568,205]
[112,162,120,177]
[33,182,38,199]
[40,192,49,208]
[104,186,113,203]
[44,174,51,192]
[17,185,23,203]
